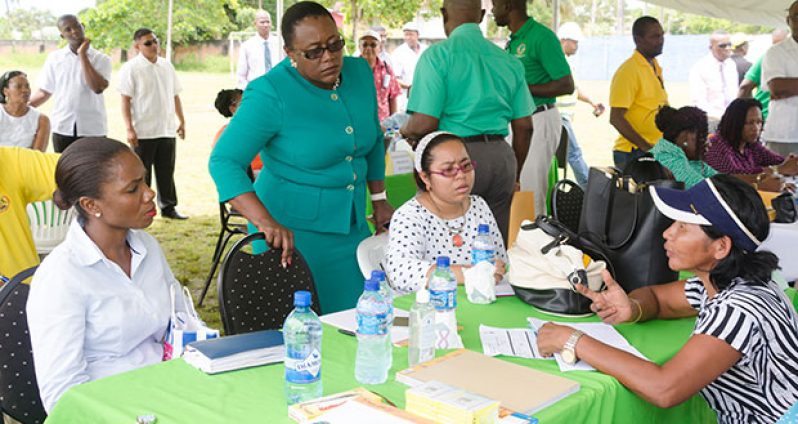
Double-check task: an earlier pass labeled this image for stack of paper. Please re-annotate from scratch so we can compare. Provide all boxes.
[320,308,411,345]
[289,388,433,424]
[406,381,500,424]
[182,330,284,374]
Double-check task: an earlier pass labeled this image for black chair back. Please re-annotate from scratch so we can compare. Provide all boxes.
[551,179,584,233]
[0,266,47,424]
[198,202,249,306]
[218,233,320,335]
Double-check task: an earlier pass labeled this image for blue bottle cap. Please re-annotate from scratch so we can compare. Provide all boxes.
[436,256,450,267]
[478,223,490,234]
[364,279,380,291]
[370,270,386,282]
[294,290,311,307]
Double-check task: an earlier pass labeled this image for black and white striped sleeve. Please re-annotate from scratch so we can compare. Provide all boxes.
[683,278,704,311]
[694,302,757,356]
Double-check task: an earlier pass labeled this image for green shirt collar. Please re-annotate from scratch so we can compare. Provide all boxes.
[449,22,482,39]
[509,16,537,42]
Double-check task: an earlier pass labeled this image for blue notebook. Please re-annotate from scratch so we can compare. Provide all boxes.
[183,330,285,374]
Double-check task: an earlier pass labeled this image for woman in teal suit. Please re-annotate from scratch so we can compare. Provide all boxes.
[209,1,392,313]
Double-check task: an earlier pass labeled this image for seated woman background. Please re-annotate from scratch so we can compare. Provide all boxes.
[384,131,506,293]
[0,70,50,150]
[537,174,798,422]
[212,88,262,178]
[705,98,798,191]
[649,105,717,188]
[26,138,185,413]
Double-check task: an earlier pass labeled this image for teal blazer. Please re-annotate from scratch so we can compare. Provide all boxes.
[209,57,385,234]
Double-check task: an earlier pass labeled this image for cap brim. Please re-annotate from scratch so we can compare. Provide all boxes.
[649,186,711,226]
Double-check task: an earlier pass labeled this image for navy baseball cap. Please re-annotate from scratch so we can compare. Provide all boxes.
[649,179,762,252]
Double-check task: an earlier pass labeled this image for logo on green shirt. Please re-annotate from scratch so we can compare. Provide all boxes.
[515,43,526,58]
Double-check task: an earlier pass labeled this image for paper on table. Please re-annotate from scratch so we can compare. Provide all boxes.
[320,308,410,344]
[479,325,550,360]
[528,318,650,372]
[495,281,515,297]
[308,398,420,424]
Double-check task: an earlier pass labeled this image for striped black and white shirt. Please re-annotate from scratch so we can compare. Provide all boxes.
[685,277,798,423]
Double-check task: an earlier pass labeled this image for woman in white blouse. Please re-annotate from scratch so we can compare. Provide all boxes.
[0,70,49,150]
[26,137,184,413]
[384,131,507,293]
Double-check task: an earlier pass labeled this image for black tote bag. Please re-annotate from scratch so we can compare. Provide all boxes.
[578,167,681,293]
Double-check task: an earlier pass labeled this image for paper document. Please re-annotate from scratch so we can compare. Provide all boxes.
[479,325,549,360]
[528,318,649,372]
[308,399,421,424]
[320,308,410,345]
[495,281,515,297]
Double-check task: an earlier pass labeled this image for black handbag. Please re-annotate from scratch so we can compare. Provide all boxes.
[772,192,797,224]
[578,167,682,293]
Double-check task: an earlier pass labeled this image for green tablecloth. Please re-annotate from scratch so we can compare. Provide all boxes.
[46,288,717,423]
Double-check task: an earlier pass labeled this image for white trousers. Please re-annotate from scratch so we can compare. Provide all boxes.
[519,107,562,216]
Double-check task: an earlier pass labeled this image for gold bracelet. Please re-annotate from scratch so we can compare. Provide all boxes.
[630,298,644,323]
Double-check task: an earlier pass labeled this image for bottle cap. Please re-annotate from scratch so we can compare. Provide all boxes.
[478,223,490,234]
[416,288,430,303]
[371,270,386,282]
[294,290,312,307]
[436,256,450,267]
[364,279,380,291]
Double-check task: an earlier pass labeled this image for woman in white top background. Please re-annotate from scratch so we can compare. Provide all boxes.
[26,137,185,413]
[384,131,507,293]
[0,70,49,150]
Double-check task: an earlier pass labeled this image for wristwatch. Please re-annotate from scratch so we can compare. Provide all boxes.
[561,330,585,365]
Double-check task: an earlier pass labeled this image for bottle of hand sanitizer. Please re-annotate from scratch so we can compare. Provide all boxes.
[408,288,436,366]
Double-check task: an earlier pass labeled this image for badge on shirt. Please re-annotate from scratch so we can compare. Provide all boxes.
[515,43,527,58]
[0,195,9,214]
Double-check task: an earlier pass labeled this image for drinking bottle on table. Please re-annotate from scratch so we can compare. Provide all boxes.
[283,291,323,405]
[471,223,495,265]
[355,279,391,384]
[428,256,458,349]
[371,269,394,369]
[408,288,436,366]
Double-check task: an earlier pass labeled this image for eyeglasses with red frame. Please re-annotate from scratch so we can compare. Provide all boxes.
[427,160,477,178]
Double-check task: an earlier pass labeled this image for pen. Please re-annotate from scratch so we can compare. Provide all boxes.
[337,328,356,337]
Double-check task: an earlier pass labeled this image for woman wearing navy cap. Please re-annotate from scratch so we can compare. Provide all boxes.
[537,174,798,423]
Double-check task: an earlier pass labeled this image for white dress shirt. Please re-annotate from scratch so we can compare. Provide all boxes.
[688,53,738,120]
[38,46,111,136]
[117,54,183,139]
[0,106,40,148]
[237,34,283,88]
[390,42,427,87]
[762,37,798,144]
[27,221,183,413]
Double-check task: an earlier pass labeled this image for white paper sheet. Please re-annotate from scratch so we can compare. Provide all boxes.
[479,325,551,360]
[528,318,650,372]
[309,399,415,424]
[320,308,410,344]
[495,281,515,297]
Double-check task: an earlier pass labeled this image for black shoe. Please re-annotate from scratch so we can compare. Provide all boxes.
[162,208,189,220]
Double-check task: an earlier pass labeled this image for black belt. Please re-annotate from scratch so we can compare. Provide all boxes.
[462,134,505,143]
[533,103,556,115]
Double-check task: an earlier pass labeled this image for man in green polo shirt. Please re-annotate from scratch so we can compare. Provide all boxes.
[493,0,574,216]
[401,0,533,242]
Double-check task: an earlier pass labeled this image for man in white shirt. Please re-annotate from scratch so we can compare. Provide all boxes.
[236,10,282,89]
[28,14,111,153]
[391,22,427,111]
[119,28,187,220]
[688,30,737,128]
[762,1,798,156]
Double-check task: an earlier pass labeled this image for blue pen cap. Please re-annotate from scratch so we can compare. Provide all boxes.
[436,256,450,268]
[478,223,490,234]
[294,290,311,307]
[364,279,380,291]
[371,270,386,282]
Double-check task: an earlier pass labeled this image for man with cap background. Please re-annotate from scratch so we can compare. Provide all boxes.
[236,9,282,89]
[391,21,427,111]
[689,30,737,128]
[761,0,798,158]
[730,32,752,84]
[359,30,401,123]
[555,22,605,188]
[492,0,575,217]
[400,0,533,244]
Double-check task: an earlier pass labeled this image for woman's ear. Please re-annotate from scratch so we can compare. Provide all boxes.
[78,196,99,218]
[711,235,733,260]
[419,171,432,191]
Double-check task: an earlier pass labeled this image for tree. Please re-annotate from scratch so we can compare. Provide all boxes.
[0,8,55,39]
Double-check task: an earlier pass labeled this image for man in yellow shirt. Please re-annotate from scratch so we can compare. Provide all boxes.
[0,147,58,281]
[609,16,669,169]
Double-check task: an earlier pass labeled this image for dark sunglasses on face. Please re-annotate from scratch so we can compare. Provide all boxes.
[298,37,345,60]
[361,41,378,48]
[717,43,731,49]
[143,39,159,47]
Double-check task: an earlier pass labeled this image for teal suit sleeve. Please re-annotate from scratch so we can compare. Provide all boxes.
[209,80,284,202]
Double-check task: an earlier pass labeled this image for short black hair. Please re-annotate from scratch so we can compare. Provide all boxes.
[134,28,154,41]
[632,16,660,38]
[700,174,778,291]
[281,1,335,48]
[214,88,243,118]
[56,14,79,29]
[413,133,466,191]
[0,70,25,104]
[717,98,762,151]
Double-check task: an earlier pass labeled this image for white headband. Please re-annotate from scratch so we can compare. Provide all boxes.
[414,131,457,172]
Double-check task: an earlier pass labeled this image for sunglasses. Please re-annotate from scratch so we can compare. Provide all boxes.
[297,37,345,60]
[143,39,159,47]
[428,160,477,178]
[360,41,378,48]
[717,43,732,49]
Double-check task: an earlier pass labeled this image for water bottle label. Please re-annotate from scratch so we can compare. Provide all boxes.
[429,288,456,311]
[285,349,321,383]
[357,313,388,335]
[472,248,495,264]
[420,316,436,353]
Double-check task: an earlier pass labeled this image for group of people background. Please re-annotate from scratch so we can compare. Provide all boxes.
[2,0,798,422]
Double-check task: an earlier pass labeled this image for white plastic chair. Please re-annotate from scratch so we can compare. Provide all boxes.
[356,232,389,279]
[26,200,77,255]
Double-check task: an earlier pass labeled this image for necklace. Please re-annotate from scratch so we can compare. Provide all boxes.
[333,76,341,90]
[426,194,468,247]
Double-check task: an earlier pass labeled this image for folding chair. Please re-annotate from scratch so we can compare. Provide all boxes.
[551,179,584,233]
[198,202,248,306]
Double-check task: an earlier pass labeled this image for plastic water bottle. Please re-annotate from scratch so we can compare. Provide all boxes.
[471,224,495,265]
[283,291,323,405]
[408,288,436,366]
[371,270,394,370]
[428,256,458,349]
[355,279,391,384]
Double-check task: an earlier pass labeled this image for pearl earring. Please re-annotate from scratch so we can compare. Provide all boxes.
[290,58,297,68]
[95,212,101,218]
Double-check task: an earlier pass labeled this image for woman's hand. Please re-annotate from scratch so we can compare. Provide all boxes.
[537,323,575,358]
[372,200,394,234]
[493,259,506,284]
[779,155,798,176]
[574,269,635,325]
[255,217,294,268]
[759,174,789,192]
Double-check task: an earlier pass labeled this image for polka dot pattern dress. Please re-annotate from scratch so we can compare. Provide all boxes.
[383,195,507,294]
